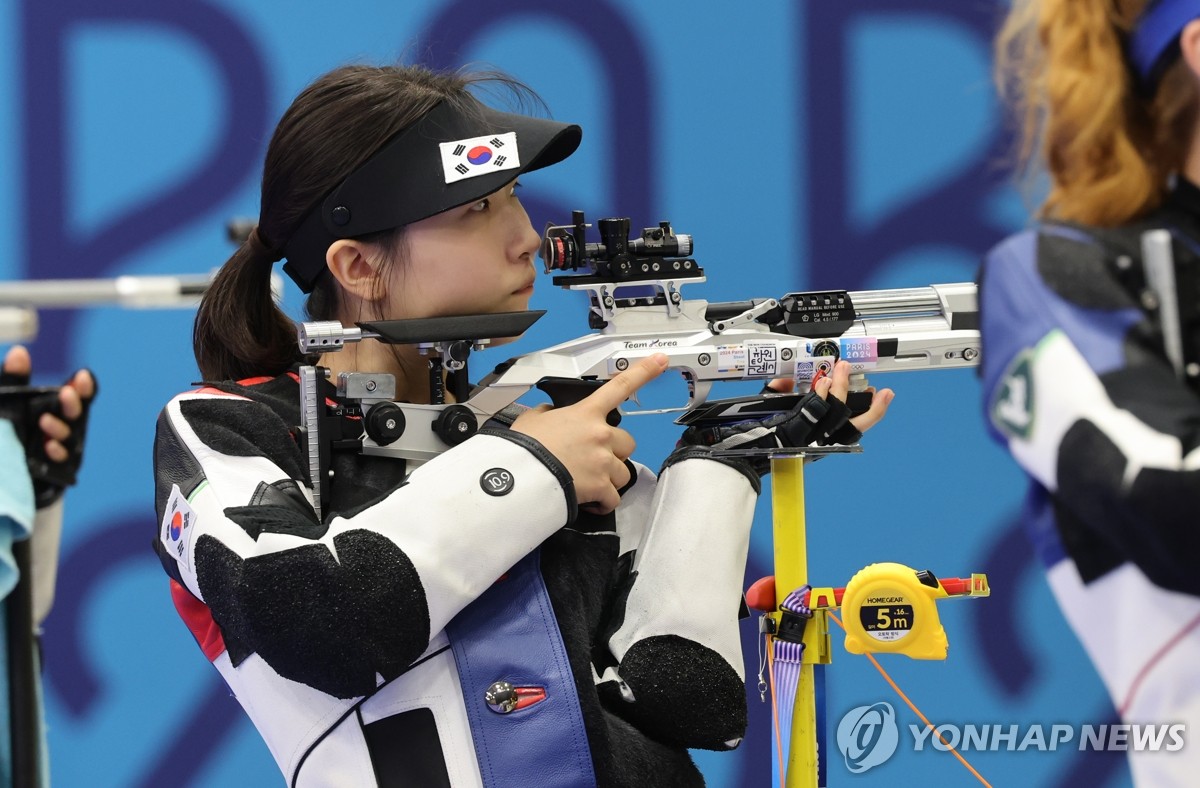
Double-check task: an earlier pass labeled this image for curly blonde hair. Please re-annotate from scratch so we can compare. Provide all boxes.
[996,0,1199,226]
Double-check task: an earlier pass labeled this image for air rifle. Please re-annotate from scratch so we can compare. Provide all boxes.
[296,212,981,518]
[0,273,213,343]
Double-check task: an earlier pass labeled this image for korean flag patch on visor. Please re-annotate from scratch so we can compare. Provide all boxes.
[440,132,519,183]
[281,97,581,293]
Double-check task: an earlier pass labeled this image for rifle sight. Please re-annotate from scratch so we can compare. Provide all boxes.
[540,210,698,282]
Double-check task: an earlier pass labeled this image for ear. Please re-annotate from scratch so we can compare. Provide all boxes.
[325,240,384,303]
[1179,19,1200,81]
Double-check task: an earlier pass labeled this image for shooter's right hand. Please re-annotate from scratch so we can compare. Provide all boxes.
[511,353,668,514]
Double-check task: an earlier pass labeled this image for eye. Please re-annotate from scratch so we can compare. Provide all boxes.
[469,198,490,213]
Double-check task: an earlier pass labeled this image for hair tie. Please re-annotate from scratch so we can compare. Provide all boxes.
[246,226,284,264]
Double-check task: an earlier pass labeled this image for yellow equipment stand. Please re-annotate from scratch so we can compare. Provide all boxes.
[766,452,988,786]
[770,454,832,788]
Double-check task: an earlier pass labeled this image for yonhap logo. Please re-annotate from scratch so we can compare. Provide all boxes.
[837,702,899,773]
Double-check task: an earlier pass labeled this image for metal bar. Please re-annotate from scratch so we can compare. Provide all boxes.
[1142,230,1184,378]
[0,275,214,308]
[299,366,324,521]
[7,538,39,788]
[772,457,822,787]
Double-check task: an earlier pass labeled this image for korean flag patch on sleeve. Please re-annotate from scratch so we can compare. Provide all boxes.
[439,132,520,184]
[160,483,198,571]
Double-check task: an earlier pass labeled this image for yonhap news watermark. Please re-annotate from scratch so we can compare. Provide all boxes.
[836,702,1186,774]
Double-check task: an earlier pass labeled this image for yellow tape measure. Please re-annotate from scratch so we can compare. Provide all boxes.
[834,562,989,660]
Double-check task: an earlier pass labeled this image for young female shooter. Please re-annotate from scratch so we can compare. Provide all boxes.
[154,64,891,787]
[985,2,1200,783]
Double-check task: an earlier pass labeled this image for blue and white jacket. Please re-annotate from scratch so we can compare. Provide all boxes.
[980,179,1200,786]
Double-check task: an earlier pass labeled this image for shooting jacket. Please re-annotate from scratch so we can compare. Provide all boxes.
[152,369,758,788]
[980,178,1200,786]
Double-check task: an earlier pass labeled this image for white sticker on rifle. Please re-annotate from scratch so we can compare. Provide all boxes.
[439,132,520,184]
[717,345,746,373]
[746,341,780,377]
[160,484,197,571]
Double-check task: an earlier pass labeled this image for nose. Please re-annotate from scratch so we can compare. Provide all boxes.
[511,201,540,262]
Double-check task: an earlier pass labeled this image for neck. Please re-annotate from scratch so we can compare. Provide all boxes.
[318,339,443,404]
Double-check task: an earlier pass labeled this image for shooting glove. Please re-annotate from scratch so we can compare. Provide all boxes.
[674,389,861,477]
[0,368,98,508]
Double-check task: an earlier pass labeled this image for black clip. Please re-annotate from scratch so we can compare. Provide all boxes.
[776,607,812,644]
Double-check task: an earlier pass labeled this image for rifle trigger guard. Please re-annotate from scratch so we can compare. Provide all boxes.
[709,299,780,334]
[687,379,714,411]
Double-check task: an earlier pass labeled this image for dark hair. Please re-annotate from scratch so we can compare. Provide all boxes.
[193,63,540,381]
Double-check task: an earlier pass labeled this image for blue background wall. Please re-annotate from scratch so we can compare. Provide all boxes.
[3,0,1135,785]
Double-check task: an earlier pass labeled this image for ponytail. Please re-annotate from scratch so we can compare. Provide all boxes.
[996,0,1197,226]
[193,230,300,381]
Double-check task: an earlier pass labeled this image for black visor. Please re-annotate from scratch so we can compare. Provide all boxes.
[281,96,582,292]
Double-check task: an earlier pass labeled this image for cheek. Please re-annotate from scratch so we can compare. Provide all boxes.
[399,228,518,314]
[458,272,510,311]
[397,238,461,310]
[397,259,500,317]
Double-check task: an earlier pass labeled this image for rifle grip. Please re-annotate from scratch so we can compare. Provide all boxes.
[535,377,622,426]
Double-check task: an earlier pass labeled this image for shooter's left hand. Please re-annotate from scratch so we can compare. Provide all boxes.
[680,361,894,474]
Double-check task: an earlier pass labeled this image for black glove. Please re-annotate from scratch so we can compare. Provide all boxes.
[0,368,97,508]
[677,389,861,476]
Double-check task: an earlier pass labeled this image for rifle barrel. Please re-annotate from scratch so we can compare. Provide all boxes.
[847,283,976,319]
[0,275,214,308]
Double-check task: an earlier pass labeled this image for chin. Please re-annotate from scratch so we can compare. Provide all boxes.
[507,293,534,311]
[489,334,518,349]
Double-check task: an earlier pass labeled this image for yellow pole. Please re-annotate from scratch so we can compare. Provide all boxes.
[771,455,830,788]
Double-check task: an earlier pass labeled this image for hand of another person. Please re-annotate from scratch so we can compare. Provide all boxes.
[512,353,668,514]
[2,346,97,504]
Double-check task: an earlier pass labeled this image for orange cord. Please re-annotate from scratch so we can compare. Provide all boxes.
[826,612,993,787]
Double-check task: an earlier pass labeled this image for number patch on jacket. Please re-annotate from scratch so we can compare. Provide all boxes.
[480,468,514,496]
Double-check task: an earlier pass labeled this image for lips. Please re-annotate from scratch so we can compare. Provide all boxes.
[512,280,535,295]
